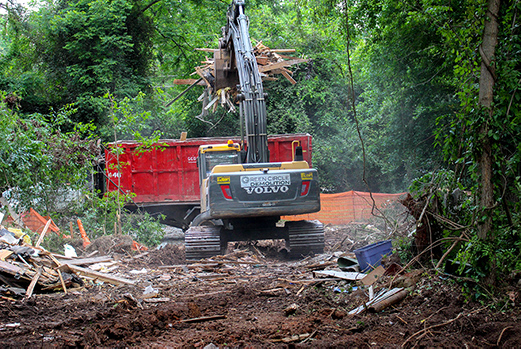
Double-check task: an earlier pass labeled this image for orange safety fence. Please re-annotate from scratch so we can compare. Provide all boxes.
[22,208,61,234]
[4,208,150,250]
[283,190,407,225]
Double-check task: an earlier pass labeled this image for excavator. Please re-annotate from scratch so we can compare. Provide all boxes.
[184,0,325,259]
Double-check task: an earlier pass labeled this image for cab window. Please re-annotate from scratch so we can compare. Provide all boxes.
[205,150,239,177]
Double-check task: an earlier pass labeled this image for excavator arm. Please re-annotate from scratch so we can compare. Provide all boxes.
[219,0,268,163]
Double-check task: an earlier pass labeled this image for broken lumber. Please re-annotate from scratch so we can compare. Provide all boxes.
[57,269,67,294]
[258,58,308,73]
[361,265,386,286]
[0,250,13,261]
[349,287,404,315]
[270,49,296,53]
[171,79,206,86]
[281,70,297,84]
[59,264,135,286]
[25,268,42,298]
[35,219,53,248]
[0,259,25,276]
[56,255,114,266]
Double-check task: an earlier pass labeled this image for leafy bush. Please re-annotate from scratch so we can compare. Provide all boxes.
[0,92,97,213]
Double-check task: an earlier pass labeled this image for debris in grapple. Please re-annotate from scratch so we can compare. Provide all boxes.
[173,42,308,115]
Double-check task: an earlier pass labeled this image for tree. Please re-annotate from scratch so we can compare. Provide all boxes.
[477,0,500,240]
[0,93,97,213]
[41,0,155,125]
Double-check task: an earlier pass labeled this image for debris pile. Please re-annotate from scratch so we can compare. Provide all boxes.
[0,238,83,299]
[0,227,137,300]
[1,224,518,348]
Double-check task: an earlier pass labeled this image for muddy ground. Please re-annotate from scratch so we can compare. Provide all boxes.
[0,222,520,348]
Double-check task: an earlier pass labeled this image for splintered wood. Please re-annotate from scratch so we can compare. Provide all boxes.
[174,41,308,115]
[0,239,135,298]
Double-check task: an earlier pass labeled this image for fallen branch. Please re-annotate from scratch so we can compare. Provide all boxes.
[497,326,513,346]
[435,232,468,269]
[181,315,226,323]
[401,306,488,348]
[59,264,135,286]
[390,236,467,287]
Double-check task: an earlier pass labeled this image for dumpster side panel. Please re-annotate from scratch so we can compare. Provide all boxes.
[105,134,312,204]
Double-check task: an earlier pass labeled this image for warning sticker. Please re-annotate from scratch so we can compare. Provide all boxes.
[217,176,230,184]
[301,172,313,180]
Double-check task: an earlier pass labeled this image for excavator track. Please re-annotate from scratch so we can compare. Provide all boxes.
[286,220,325,258]
[185,226,224,260]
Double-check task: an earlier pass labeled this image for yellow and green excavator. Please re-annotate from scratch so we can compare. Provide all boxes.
[185,0,325,259]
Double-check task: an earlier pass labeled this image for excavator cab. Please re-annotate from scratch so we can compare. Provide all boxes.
[197,140,241,184]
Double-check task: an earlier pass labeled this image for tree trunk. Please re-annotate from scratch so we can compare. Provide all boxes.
[477,0,500,240]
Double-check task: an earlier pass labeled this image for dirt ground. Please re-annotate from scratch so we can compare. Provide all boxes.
[1,222,520,348]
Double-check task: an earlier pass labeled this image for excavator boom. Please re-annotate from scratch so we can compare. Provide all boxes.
[219,0,268,163]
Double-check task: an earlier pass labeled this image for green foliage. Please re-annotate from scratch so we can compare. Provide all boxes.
[348,0,456,191]
[101,91,163,145]
[69,191,165,247]
[0,0,156,125]
[431,0,520,288]
[0,92,97,213]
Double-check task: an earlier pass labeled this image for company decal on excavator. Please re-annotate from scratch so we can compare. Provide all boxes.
[241,174,291,194]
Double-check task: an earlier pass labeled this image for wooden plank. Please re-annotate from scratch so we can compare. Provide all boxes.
[47,253,63,268]
[256,56,270,65]
[158,263,219,269]
[181,315,226,323]
[313,270,366,281]
[261,76,278,81]
[0,260,24,275]
[172,79,206,85]
[361,265,386,286]
[194,66,212,89]
[195,48,216,52]
[281,70,297,85]
[258,58,308,73]
[61,264,135,285]
[56,256,114,266]
[57,269,67,294]
[26,268,42,298]
[35,219,52,248]
[270,49,297,53]
[84,250,99,258]
[0,250,13,261]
